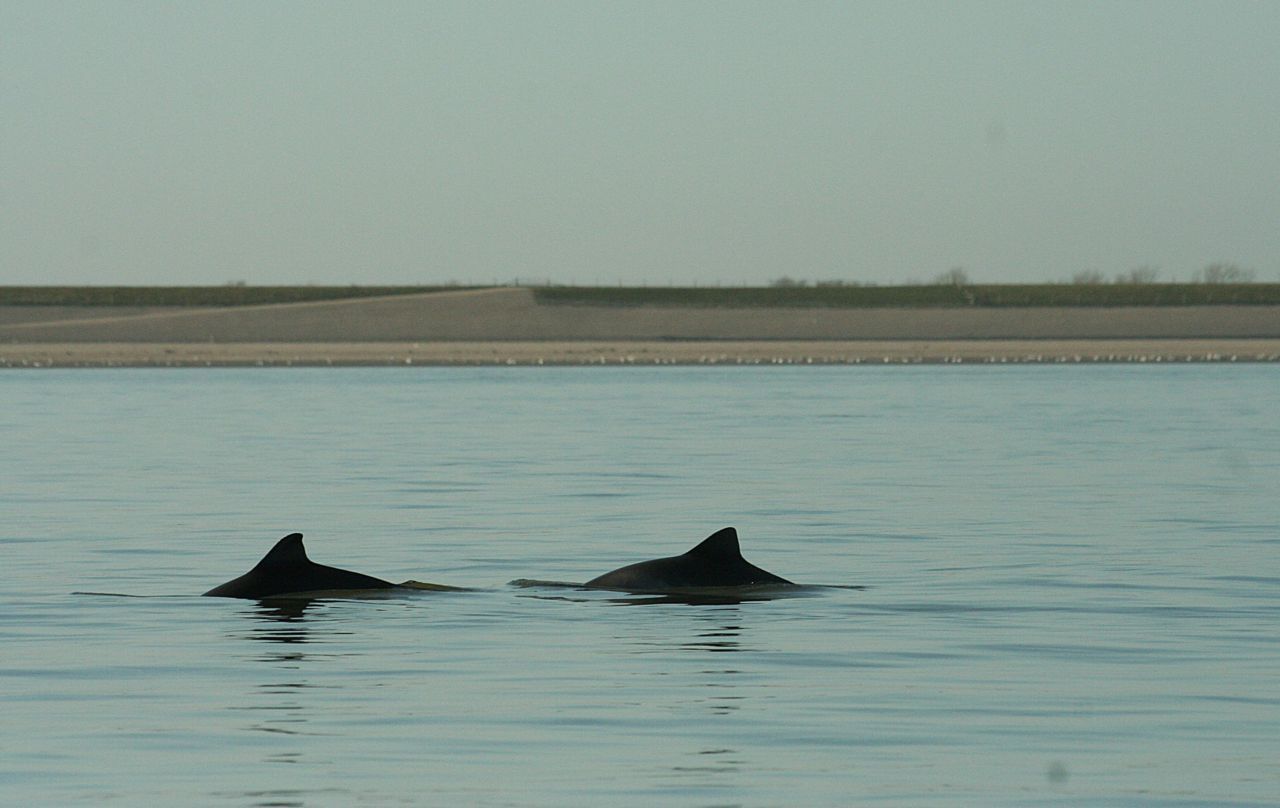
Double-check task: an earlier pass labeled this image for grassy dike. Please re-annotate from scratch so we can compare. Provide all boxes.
[4,283,1280,308]
[533,284,1280,307]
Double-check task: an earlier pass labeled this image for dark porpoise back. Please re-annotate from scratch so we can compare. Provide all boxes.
[584,527,793,592]
[204,533,395,599]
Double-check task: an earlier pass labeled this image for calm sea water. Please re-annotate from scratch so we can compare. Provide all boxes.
[2,366,1277,806]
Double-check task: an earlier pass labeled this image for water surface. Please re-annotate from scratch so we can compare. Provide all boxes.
[2,366,1277,805]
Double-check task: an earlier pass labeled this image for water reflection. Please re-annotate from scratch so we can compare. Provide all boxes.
[509,578,818,606]
[613,606,753,719]
[681,621,743,653]
[238,598,361,650]
[228,599,339,759]
[618,607,757,794]
[237,599,322,656]
[611,606,749,654]
[251,597,316,627]
[685,610,748,717]
[669,746,745,775]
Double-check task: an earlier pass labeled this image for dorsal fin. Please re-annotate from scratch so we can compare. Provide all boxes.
[685,527,741,560]
[256,533,308,568]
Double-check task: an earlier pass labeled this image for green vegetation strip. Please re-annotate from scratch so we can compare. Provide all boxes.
[534,284,1280,308]
[0,286,478,307]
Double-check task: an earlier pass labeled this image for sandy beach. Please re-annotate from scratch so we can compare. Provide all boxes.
[3,287,1279,366]
[4,339,1278,367]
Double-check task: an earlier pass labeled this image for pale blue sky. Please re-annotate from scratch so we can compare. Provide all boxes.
[3,1,1278,286]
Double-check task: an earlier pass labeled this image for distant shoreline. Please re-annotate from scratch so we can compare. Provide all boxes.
[5,287,1280,344]
[5,282,1280,308]
[5,287,1280,360]
[4,339,1278,368]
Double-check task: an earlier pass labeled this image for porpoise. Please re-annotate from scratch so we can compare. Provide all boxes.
[204,533,398,599]
[584,527,793,593]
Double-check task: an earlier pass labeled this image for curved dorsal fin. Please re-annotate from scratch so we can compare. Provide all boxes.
[685,527,741,560]
[256,533,308,568]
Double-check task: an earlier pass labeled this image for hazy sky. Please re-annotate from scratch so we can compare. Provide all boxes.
[4,1,1278,287]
